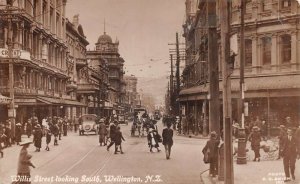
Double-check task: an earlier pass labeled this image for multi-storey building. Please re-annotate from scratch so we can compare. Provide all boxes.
[124,75,138,113]
[65,14,89,119]
[87,31,126,116]
[180,0,300,135]
[0,0,74,123]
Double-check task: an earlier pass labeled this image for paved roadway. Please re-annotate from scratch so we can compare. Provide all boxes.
[0,120,208,184]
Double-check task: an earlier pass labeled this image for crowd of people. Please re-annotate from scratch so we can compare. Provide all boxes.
[0,115,74,158]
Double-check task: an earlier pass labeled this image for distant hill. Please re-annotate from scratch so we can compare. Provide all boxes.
[137,76,168,105]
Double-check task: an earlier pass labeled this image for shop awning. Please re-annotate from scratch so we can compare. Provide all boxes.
[62,99,86,106]
[179,74,300,99]
[37,96,61,104]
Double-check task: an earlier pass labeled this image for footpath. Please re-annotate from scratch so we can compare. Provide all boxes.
[200,140,300,184]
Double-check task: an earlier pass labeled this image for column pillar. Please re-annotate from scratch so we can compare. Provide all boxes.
[47,0,50,30]
[291,31,297,71]
[271,33,278,72]
[251,35,258,74]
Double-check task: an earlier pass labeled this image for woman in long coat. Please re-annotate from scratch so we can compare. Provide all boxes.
[202,131,219,177]
[147,128,161,152]
[17,140,35,184]
[98,119,107,146]
[15,123,23,145]
[33,124,43,152]
[248,126,261,161]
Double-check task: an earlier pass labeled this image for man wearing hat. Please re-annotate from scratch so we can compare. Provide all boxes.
[278,125,287,160]
[248,126,261,161]
[98,118,107,146]
[33,124,43,152]
[17,140,35,184]
[162,122,174,160]
[280,128,299,181]
[15,123,23,145]
[202,131,219,177]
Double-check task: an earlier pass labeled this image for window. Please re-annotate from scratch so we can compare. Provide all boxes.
[42,2,47,25]
[280,34,291,63]
[245,39,252,67]
[0,24,4,48]
[281,0,291,8]
[262,0,271,11]
[261,37,271,65]
[50,7,54,32]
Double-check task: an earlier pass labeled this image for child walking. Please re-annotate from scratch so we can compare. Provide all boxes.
[114,126,125,154]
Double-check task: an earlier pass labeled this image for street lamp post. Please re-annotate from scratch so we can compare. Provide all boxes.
[237,0,247,165]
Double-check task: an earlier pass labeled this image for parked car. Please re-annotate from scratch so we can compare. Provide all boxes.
[79,114,98,135]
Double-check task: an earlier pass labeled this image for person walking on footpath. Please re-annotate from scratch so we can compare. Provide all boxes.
[45,127,52,151]
[147,128,161,153]
[248,126,261,161]
[98,119,107,146]
[278,125,287,160]
[17,140,35,184]
[15,123,23,145]
[4,122,11,147]
[107,120,117,151]
[162,122,173,160]
[33,124,43,152]
[202,131,219,178]
[25,119,32,138]
[0,131,6,158]
[295,124,300,153]
[280,128,299,182]
[114,126,125,154]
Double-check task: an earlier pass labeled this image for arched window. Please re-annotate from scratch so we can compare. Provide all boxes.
[280,34,291,63]
[261,37,271,65]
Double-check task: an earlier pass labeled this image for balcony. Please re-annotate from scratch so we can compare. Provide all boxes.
[66,81,78,92]
[77,83,99,93]
[76,58,87,69]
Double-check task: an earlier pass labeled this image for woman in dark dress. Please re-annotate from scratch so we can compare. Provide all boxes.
[33,124,43,152]
[15,123,23,145]
[202,131,220,177]
[248,126,261,161]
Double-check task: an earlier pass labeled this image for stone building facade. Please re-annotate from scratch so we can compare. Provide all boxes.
[65,14,89,119]
[124,75,138,113]
[180,0,300,135]
[87,31,126,116]
[0,0,73,123]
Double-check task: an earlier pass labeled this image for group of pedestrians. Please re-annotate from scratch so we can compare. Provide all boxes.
[202,121,300,182]
[0,115,72,159]
[97,115,126,154]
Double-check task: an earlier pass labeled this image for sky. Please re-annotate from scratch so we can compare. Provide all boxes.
[66,0,186,104]
[66,0,300,105]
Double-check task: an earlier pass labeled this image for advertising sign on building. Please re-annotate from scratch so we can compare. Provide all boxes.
[0,49,31,60]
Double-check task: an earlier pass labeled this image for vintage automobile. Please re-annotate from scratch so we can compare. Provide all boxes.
[79,114,98,135]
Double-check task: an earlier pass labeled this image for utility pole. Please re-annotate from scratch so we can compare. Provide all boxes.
[220,0,234,183]
[170,54,174,96]
[237,0,247,165]
[8,17,16,143]
[175,33,180,116]
[207,0,220,136]
[170,54,174,115]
